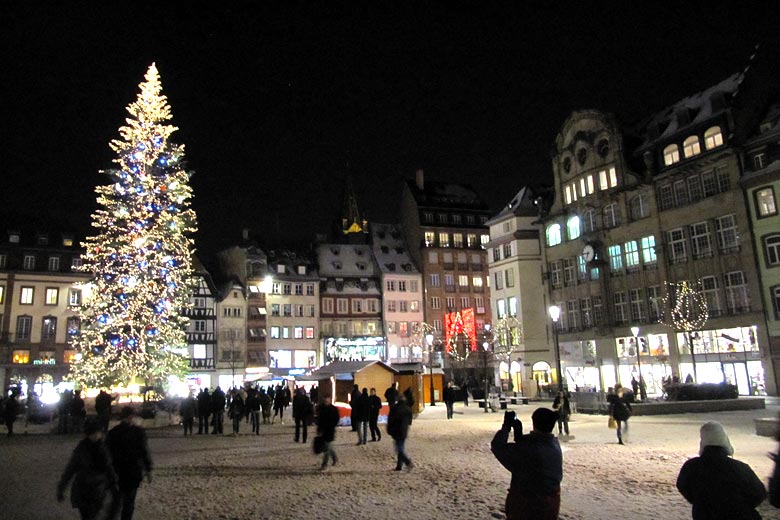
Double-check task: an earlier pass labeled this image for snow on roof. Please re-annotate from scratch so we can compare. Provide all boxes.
[487,186,538,223]
[406,178,489,210]
[637,73,743,147]
[371,223,419,275]
[317,243,377,277]
[312,360,398,377]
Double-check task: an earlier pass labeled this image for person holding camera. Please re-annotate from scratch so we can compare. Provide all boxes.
[490,408,563,520]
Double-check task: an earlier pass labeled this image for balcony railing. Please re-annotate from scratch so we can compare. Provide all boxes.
[186,332,215,343]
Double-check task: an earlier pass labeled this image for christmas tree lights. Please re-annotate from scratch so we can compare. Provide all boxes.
[660,280,709,382]
[69,64,197,389]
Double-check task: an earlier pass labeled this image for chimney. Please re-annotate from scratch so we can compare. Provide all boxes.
[415,169,424,190]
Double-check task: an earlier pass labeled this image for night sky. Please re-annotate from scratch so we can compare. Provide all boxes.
[2,3,775,257]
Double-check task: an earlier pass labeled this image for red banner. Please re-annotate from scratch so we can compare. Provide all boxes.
[444,309,477,351]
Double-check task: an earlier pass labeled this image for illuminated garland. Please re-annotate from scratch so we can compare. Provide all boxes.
[68,64,197,389]
[659,280,709,332]
[492,316,523,362]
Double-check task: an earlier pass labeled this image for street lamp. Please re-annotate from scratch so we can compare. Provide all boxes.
[631,326,642,401]
[548,305,563,392]
[481,325,493,414]
[426,333,436,406]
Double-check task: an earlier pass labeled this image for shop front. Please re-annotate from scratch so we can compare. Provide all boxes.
[324,336,386,363]
[615,332,672,397]
[676,325,764,395]
[559,340,600,391]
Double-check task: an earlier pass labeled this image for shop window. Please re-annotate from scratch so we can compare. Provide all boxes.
[12,350,30,364]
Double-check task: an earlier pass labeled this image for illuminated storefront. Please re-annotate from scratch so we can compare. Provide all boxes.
[324,336,386,363]
[676,325,763,395]
[615,333,672,395]
[559,340,601,391]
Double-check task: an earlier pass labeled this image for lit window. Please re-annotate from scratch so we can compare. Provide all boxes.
[641,236,656,265]
[480,234,490,248]
[472,276,483,288]
[579,178,586,197]
[663,144,680,166]
[424,232,435,246]
[565,185,572,205]
[45,288,59,305]
[609,167,617,187]
[546,224,562,246]
[756,188,777,217]
[458,275,469,287]
[567,216,580,240]
[587,175,595,194]
[467,234,477,247]
[20,286,34,304]
[0,285,3,304]
[439,232,450,247]
[704,126,723,150]
[69,289,81,307]
[599,170,609,190]
[624,241,639,270]
[12,349,30,363]
[608,245,623,273]
[453,234,463,248]
[294,327,303,339]
[306,327,315,339]
[683,136,701,158]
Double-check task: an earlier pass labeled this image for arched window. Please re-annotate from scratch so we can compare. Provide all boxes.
[546,223,562,246]
[567,216,581,240]
[581,209,599,233]
[630,194,649,220]
[603,203,620,229]
[663,144,680,166]
[704,126,723,150]
[683,135,701,158]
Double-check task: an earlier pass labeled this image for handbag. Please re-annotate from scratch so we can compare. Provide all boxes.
[608,417,617,429]
[313,435,326,455]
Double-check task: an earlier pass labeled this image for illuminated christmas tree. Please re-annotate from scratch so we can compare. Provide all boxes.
[69,63,197,389]
[660,280,708,382]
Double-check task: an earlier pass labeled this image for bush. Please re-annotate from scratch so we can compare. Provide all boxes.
[667,382,738,401]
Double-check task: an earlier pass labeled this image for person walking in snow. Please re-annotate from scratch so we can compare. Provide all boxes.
[246,389,261,435]
[387,393,414,471]
[606,384,632,445]
[353,387,371,445]
[228,390,244,435]
[107,407,153,520]
[57,418,118,520]
[676,421,766,519]
[273,384,289,424]
[552,391,571,436]
[259,388,272,424]
[491,408,563,520]
[292,387,312,443]
[368,387,382,442]
[196,388,210,434]
[443,381,456,419]
[179,392,196,436]
[316,395,340,470]
[349,384,361,432]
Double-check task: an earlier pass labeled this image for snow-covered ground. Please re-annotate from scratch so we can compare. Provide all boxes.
[5,402,780,520]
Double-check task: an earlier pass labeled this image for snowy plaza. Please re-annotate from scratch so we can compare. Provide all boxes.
[5,401,780,520]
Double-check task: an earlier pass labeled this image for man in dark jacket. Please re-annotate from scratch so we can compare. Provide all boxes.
[107,407,153,520]
[211,387,226,434]
[387,393,414,471]
[317,395,340,470]
[491,408,563,520]
[292,388,312,443]
[196,388,210,434]
[677,421,766,519]
[179,392,197,436]
[4,391,20,436]
[384,382,399,406]
[349,384,361,432]
[95,389,115,433]
[443,381,456,419]
[368,387,382,442]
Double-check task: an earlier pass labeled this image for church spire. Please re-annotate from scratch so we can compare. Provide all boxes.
[339,175,368,242]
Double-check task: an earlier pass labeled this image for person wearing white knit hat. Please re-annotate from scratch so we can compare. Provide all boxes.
[677,421,766,519]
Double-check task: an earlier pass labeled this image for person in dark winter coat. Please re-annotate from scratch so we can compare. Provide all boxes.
[107,407,153,520]
[70,390,87,433]
[552,391,571,436]
[317,395,340,470]
[491,408,563,520]
[349,384,361,432]
[196,388,210,434]
[384,382,399,406]
[292,388,312,443]
[387,393,414,471]
[606,384,632,445]
[179,393,197,436]
[443,381,456,419]
[228,391,244,435]
[246,390,261,435]
[354,388,371,445]
[211,387,226,434]
[4,391,20,436]
[57,418,118,520]
[273,385,290,424]
[259,388,272,424]
[368,387,382,442]
[94,390,115,433]
[677,421,766,519]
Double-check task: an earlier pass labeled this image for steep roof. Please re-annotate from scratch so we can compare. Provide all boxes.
[370,223,419,275]
[312,360,398,378]
[404,178,490,211]
[486,186,539,224]
[317,243,377,278]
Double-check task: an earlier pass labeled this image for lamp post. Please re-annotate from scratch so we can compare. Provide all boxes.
[482,325,492,413]
[631,326,642,401]
[426,333,436,406]
[548,305,563,392]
